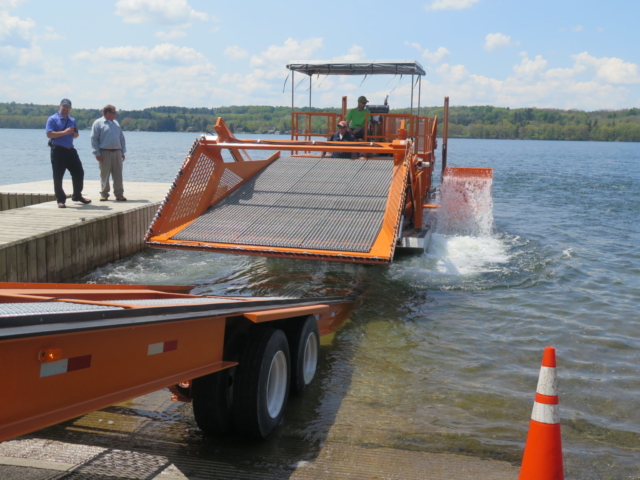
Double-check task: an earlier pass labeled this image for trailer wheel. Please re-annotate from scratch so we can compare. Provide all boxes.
[191,366,235,436]
[287,315,320,395]
[232,328,290,439]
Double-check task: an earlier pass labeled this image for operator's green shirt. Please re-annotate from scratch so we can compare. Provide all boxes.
[346,107,370,129]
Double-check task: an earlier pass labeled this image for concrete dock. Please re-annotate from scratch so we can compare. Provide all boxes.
[0,180,169,283]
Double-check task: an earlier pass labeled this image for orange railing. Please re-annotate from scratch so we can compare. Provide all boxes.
[289,111,437,159]
[291,112,340,141]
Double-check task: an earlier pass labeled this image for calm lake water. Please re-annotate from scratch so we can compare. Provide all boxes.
[2,129,640,478]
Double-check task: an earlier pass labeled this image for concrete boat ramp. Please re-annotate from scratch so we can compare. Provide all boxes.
[0,388,519,479]
[0,180,519,479]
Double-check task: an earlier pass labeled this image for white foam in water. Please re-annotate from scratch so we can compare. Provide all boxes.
[429,173,509,276]
[429,233,509,276]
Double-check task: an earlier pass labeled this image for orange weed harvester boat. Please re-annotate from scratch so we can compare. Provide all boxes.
[145,60,491,264]
[146,61,435,264]
[0,282,355,441]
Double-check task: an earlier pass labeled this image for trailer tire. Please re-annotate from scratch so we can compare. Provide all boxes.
[232,328,290,439]
[192,366,236,436]
[287,315,320,395]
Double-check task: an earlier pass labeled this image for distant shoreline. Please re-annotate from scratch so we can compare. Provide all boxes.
[2,102,639,142]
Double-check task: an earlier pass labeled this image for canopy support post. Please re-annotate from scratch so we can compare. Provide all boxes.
[410,74,414,115]
[442,96,449,178]
[417,77,421,117]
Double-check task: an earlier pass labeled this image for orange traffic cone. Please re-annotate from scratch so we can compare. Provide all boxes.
[519,346,564,480]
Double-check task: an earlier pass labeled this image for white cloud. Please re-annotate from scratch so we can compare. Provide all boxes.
[216,37,326,105]
[572,51,640,84]
[154,29,188,40]
[484,32,512,51]
[41,26,64,41]
[404,41,449,63]
[425,0,480,11]
[0,9,47,70]
[115,0,209,25]
[333,45,366,62]
[423,46,450,63]
[418,51,635,110]
[0,0,27,8]
[0,43,43,68]
[544,66,580,80]
[513,52,548,78]
[436,63,469,83]
[571,25,584,32]
[74,43,209,66]
[224,45,249,59]
[405,42,422,51]
[250,37,324,69]
[0,10,35,45]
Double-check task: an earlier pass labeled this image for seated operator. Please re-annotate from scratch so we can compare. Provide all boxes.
[346,95,370,139]
[322,121,356,158]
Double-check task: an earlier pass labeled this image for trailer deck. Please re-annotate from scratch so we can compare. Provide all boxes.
[0,282,355,443]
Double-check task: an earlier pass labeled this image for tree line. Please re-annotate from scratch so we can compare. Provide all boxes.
[1,102,639,142]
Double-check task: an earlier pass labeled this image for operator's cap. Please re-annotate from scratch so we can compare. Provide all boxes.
[60,98,72,107]
[358,96,369,104]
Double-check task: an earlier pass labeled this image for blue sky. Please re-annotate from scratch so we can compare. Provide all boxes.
[1,0,639,111]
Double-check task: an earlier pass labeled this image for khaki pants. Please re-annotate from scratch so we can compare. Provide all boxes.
[99,149,124,198]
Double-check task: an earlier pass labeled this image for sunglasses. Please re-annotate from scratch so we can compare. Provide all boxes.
[338,124,347,128]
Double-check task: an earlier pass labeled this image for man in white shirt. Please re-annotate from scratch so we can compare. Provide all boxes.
[91,105,127,201]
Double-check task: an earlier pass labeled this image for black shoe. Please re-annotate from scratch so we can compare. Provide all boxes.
[58,203,66,208]
[72,196,92,204]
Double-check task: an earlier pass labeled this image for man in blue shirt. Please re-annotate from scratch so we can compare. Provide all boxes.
[45,98,91,208]
[91,105,127,201]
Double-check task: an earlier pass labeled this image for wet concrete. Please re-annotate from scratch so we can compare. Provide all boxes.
[0,352,520,480]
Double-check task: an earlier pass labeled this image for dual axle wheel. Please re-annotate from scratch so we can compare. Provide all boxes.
[192,315,319,439]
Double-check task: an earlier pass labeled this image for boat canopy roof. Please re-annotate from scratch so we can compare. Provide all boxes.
[287,60,425,76]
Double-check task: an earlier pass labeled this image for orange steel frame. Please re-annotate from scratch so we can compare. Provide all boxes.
[145,118,436,264]
[0,282,354,443]
[291,111,340,141]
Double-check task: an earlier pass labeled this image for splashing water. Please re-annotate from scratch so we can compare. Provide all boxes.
[429,171,506,276]
[436,173,494,237]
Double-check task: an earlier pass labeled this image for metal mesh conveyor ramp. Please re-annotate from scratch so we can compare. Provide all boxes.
[173,156,394,253]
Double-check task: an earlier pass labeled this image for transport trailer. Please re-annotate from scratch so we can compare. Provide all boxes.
[145,60,448,265]
[0,282,355,442]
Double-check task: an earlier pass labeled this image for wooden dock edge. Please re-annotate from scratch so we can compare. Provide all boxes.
[0,204,158,283]
[0,193,57,212]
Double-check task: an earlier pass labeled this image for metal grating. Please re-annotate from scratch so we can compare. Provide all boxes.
[169,152,217,224]
[173,156,394,253]
[211,168,243,204]
[0,302,124,317]
[100,298,239,305]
